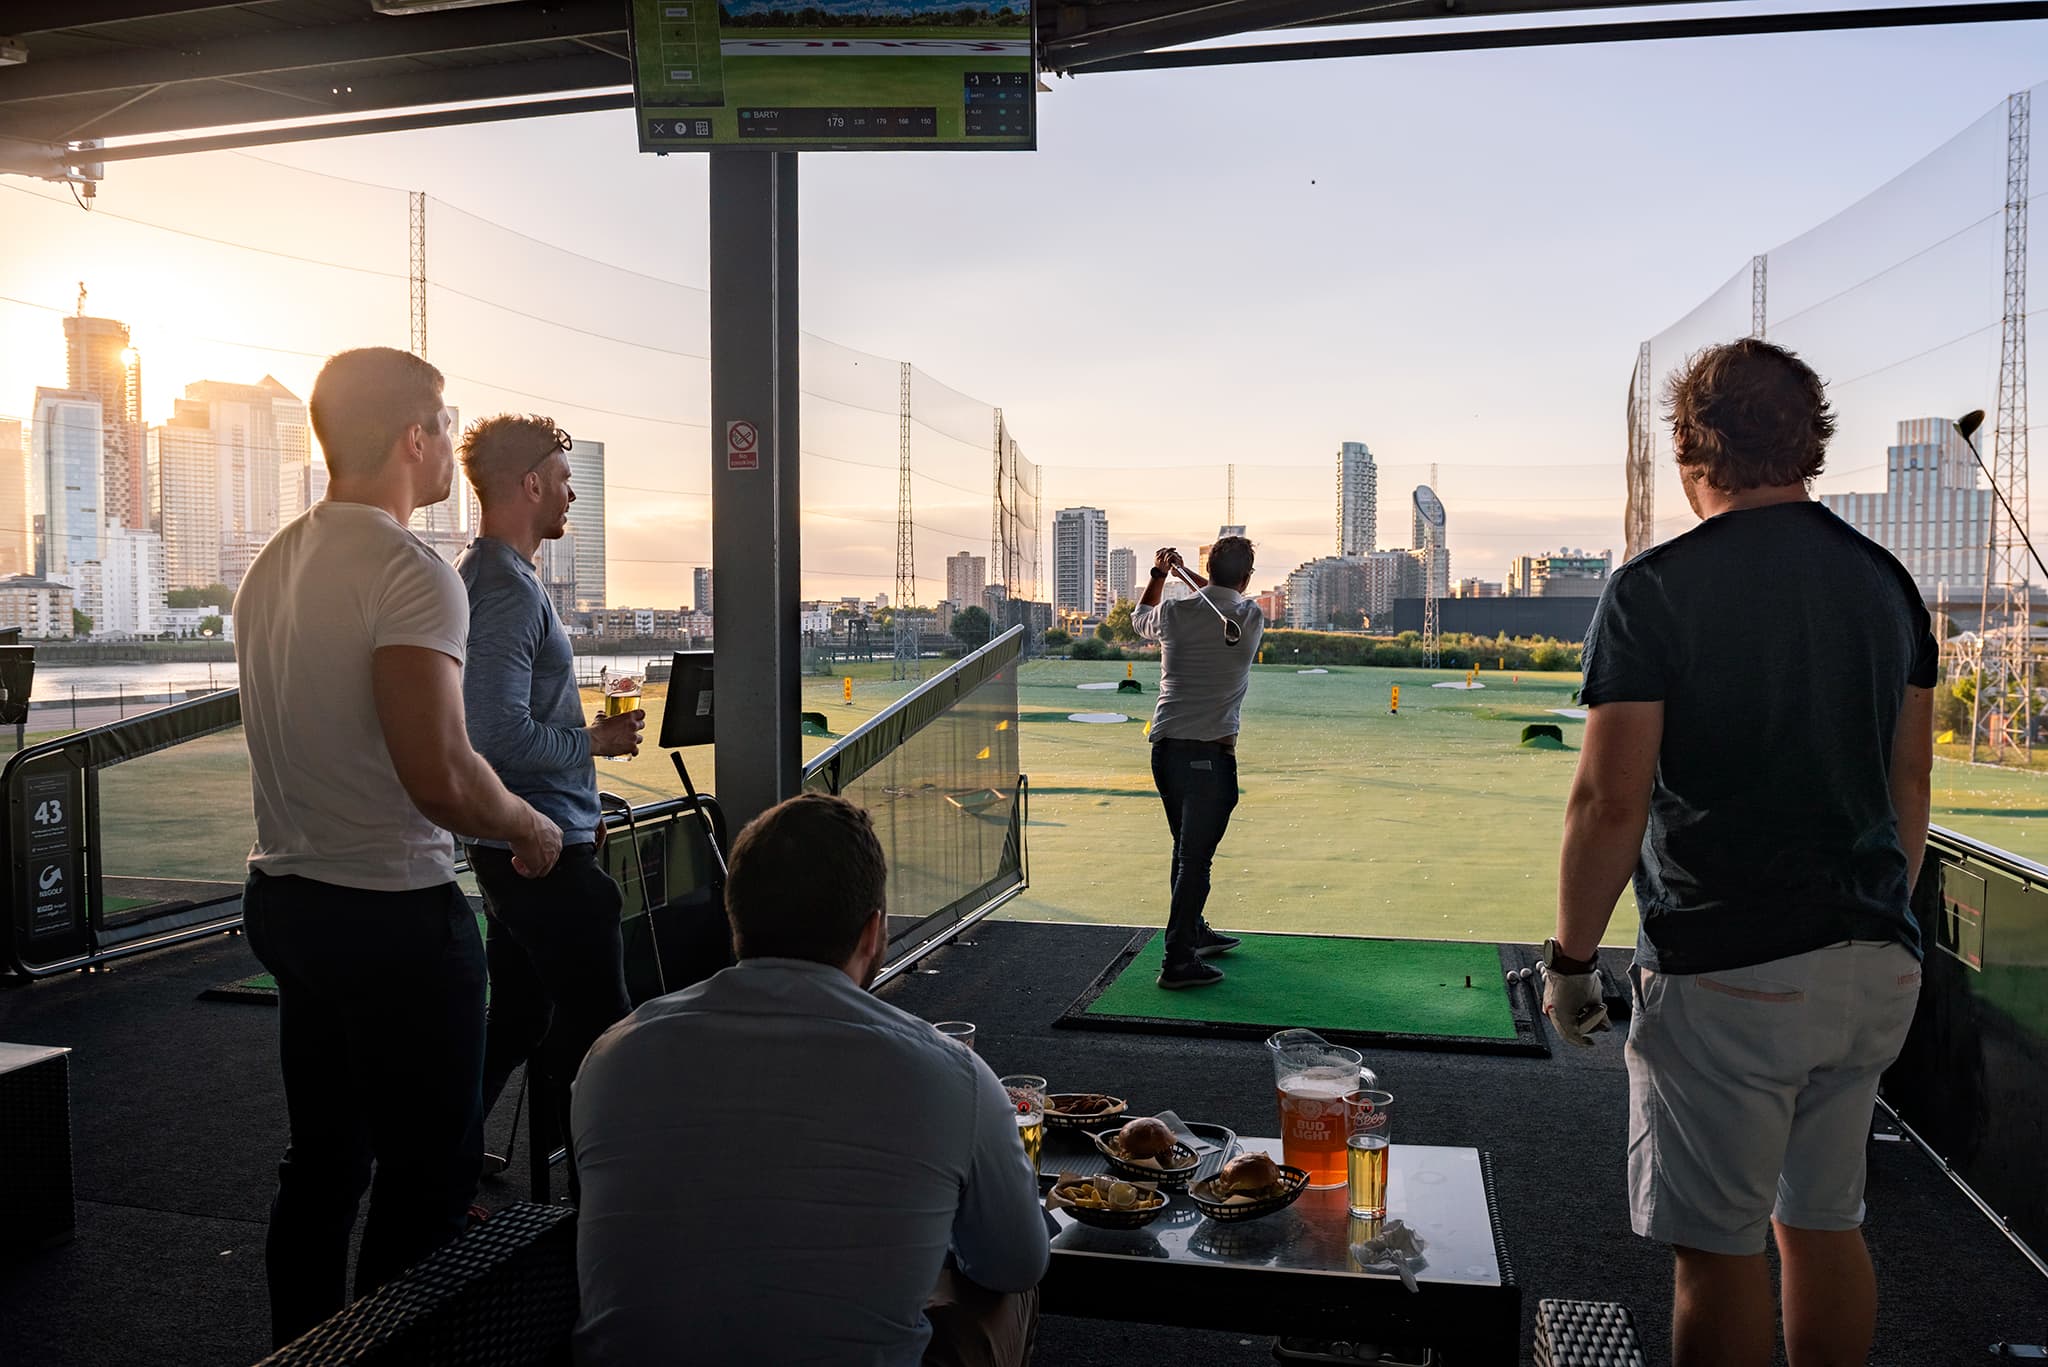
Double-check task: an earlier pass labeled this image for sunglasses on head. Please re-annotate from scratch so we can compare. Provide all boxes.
[523,426,573,476]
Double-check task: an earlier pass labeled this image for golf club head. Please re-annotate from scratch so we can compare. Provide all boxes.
[1224,619,1243,646]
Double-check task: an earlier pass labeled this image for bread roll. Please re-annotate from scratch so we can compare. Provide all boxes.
[1117,1116,1177,1159]
[1217,1152,1282,1196]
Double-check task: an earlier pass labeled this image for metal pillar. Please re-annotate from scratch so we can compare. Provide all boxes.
[1625,341,1654,562]
[989,406,1006,605]
[1750,253,1767,339]
[409,190,427,357]
[710,152,802,830]
[1974,91,2032,763]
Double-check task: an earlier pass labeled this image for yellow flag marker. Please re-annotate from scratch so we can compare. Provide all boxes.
[976,746,991,760]
[1126,661,1134,678]
[996,719,1010,731]
[1390,685,1400,715]
[842,677,853,703]
[1143,720,1151,736]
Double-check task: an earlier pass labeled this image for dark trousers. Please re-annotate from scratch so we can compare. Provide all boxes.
[242,870,486,1348]
[470,843,630,1189]
[1151,738,1240,966]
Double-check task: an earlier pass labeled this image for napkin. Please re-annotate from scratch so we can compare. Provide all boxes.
[1153,1109,1221,1156]
[1349,1219,1429,1292]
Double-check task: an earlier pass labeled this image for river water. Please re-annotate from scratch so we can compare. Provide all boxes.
[28,653,672,698]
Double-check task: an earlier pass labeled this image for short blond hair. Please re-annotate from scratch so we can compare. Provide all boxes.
[460,414,569,509]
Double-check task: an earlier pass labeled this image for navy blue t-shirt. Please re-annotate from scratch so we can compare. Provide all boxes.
[1580,501,1938,974]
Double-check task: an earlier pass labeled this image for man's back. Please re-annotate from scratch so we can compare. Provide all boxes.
[234,500,470,891]
[571,958,1047,1367]
[1581,501,1937,972]
[1141,586,1265,742]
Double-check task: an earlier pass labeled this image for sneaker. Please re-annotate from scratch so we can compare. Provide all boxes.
[1157,959,1225,990]
[1194,925,1242,959]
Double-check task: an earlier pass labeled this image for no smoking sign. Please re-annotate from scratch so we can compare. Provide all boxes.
[726,419,760,470]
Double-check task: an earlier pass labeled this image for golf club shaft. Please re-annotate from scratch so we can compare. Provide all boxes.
[1169,563,1228,625]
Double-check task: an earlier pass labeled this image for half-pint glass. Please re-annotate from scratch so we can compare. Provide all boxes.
[1345,1090,1394,1218]
[1268,1029,1371,1188]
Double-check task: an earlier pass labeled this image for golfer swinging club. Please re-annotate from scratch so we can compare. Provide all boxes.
[1134,537,1265,989]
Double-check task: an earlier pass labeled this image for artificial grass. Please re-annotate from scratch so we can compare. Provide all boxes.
[1058,930,1544,1055]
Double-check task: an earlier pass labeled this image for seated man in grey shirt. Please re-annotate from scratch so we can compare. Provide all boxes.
[572,794,1049,1367]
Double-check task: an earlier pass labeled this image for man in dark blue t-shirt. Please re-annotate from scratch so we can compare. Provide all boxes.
[1545,339,1935,1367]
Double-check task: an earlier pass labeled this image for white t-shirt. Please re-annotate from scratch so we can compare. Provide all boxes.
[234,501,470,891]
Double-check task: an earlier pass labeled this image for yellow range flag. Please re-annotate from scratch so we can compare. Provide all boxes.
[842,677,852,703]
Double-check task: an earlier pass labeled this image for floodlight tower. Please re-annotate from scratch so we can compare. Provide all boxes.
[409,191,427,357]
[1750,253,1768,339]
[893,360,919,682]
[1972,91,2032,761]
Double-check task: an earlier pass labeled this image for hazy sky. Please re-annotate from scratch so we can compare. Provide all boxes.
[2,3,2045,605]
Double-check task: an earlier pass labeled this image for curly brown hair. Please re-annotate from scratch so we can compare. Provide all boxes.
[1664,338,1836,492]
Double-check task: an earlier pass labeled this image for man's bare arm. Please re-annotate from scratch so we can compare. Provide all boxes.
[1890,685,1934,890]
[372,645,562,877]
[1555,701,1663,959]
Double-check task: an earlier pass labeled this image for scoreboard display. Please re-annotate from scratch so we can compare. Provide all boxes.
[630,0,1036,153]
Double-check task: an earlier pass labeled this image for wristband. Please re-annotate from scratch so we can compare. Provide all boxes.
[1149,567,1168,581]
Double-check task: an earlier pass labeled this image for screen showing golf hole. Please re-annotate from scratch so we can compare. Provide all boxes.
[630,0,1035,152]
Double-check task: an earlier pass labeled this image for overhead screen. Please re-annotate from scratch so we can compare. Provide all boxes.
[630,0,1036,152]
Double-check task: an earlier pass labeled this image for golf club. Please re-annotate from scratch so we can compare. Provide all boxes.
[1954,410,2048,585]
[1169,560,1243,645]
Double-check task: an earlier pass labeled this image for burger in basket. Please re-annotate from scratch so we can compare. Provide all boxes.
[1097,1116,1197,1173]
[1208,1152,1287,1202]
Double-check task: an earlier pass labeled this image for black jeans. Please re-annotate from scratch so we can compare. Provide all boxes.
[470,843,630,1186]
[242,870,486,1348]
[1151,738,1240,966]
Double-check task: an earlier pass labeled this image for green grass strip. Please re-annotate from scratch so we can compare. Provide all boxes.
[1083,933,1519,1040]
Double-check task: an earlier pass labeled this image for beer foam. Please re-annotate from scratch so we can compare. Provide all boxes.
[1279,1072,1353,1101]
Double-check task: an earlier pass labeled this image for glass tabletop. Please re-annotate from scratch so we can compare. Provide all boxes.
[1048,1141,1502,1288]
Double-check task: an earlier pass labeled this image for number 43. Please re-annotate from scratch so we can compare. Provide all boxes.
[34,799,63,825]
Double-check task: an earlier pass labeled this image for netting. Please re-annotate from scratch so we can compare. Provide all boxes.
[1634,85,2041,564]
[0,152,1038,613]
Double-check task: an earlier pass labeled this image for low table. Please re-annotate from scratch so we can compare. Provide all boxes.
[0,1042,75,1254]
[1043,1140,1519,1363]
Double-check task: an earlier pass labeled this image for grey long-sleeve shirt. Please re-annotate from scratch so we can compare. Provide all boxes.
[571,957,1051,1367]
[454,536,600,847]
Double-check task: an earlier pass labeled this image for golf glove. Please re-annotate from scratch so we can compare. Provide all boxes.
[1543,968,1610,1048]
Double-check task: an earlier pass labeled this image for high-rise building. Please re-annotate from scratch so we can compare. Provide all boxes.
[1820,417,1994,597]
[0,419,28,578]
[538,533,577,619]
[64,313,144,532]
[33,388,103,583]
[83,523,166,637]
[158,377,307,589]
[565,437,606,611]
[1507,549,1613,597]
[693,566,714,616]
[1411,486,1450,595]
[1283,552,1419,629]
[945,550,985,613]
[1339,441,1378,556]
[1052,507,1109,617]
[1108,547,1138,606]
[148,406,221,591]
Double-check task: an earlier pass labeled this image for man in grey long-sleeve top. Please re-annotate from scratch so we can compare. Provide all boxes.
[454,415,645,1184]
[573,794,1049,1367]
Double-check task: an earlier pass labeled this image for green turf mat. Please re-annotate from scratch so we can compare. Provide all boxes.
[1057,931,1547,1057]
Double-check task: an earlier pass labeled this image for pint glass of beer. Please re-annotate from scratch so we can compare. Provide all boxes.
[1345,1090,1394,1219]
[1000,1075,1046,1171]
[602,675,641,760]
[1268,1029,1374,1188]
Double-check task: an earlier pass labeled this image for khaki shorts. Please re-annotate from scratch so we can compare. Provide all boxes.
[1624,940,1922,1256]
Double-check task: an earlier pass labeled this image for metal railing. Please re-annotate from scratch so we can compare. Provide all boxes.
[1880,824,2048,1280]
[805,625,1029,986]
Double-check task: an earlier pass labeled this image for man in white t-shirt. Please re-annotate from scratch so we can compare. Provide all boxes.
[234,347,564,1348]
